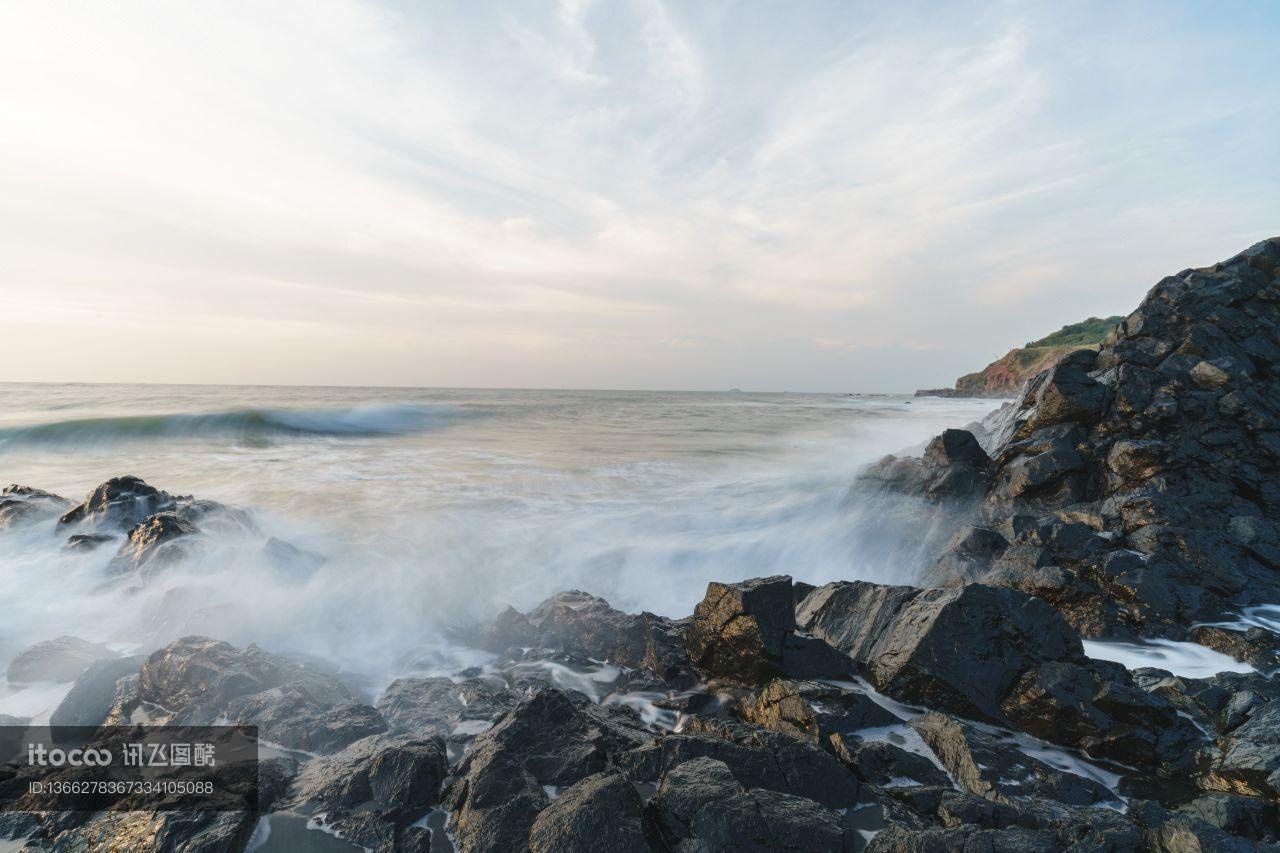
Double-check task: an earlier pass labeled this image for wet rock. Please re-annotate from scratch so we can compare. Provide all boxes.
[6,636,116,683]
[1129,799,1270,853]
[871,238,1280,636]
[445,689,652,853]
[106,511,200,579]
[1191,625,1280,672]
[738,679,898,744]
[1201,698,1280,800]
[1001,660,1204,773]
[63,533,116,553]
[290,732,448,814]
[376,675,519,738]
[829,736,950,788]
[528,770,653,853]
[1173,793,1278,843]
[797,580,1083,723]
[648,757,845,852]
[866,823,1063,852]
[224,686,386,754]
[58,475,175,532]
[0,485,71,530]
[483,590,696,687]
[909,712,1115,806]
[684,575,794,683]
[624,720,861,809]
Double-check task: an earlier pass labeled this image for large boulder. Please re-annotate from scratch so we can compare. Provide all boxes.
[685,575,851,684]
[796,580,1083,723]
[527,771,653,853]
[58,476,175,532]
[444,689,653,853]
[648,757,846,852]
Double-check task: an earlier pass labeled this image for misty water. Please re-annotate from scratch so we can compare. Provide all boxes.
[0,383,1000,710]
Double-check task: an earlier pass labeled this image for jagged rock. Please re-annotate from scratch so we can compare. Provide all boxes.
[444,689,653,853]
[58,476,174,532]
[528,770,653,853]
[106,511,200,579]
[796,580,1082,723]
[376,675,519,738]
[863,429,991,504]
[738,679,898,744]
[0,485,71,529]
[685,575,849,684]
[135,636,375,752]
[890,238,1280,635]
[866,823,1063,852]
[909,712,1115,806]
[6,636,116,683]
[480,590,695,687]
[63,533,115,552]
[1129,799,1274,853]
[1173,793,1278,843]
[828,736,950,788]
[224,686,386,754]
[290,732,448,814]
[1000,660,1204,772]
[648,757,845,852]
[1191,625,1280,671]
[622,720,861,809]
[1201,698,1280,800]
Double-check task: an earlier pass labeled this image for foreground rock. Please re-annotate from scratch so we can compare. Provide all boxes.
[0,485,71,530]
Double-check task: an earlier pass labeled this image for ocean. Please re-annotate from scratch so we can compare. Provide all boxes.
[0,383,998,709]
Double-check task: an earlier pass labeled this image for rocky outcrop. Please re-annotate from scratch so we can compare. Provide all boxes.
[684,575,851,684]
[796,580,1081,723]
[0,485,71,530]
[888,238,1280,640]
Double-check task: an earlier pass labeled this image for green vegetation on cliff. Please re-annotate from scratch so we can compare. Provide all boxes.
[1025,316,1124,349]
[918,315,1124,398]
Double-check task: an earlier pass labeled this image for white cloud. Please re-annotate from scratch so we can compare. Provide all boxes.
[0,0,1276,390]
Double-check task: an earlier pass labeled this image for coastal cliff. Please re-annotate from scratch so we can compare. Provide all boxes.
[917,316,1123,398]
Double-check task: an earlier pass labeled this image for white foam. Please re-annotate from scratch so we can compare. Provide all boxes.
[1083,638,1254,679]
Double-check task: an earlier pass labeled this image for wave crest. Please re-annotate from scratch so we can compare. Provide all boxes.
[0,403,458,449]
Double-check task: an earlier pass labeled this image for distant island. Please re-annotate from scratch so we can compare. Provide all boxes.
[916,315,1124,398]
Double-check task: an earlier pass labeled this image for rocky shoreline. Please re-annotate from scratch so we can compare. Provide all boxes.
[0,237,1277,851]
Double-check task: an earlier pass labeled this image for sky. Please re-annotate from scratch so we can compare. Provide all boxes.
[1,1,1277,392]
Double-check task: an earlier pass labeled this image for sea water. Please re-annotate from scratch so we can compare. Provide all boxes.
[0,382,996,698]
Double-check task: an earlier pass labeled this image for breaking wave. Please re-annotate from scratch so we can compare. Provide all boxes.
[0,403,461,450]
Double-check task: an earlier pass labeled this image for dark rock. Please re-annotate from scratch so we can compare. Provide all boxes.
[63,533,116,553]
[648,757,845,852]
[58,476,174,532]
[797,580,1083,723]
[1026,362,1109,430]
[290,732,448,814]
[738,679,898,744]
[528,770,653,853]
[625,720,861,809]
[866,823,1063,852]
[684,575,795,683]
[1201,698,1280,799]
[1000,660,1204,772]
[224,687,386,754]
[909,712,1115,806]
[0,485,71,529]
[483,590,696,687]
[444,689,652,853]
[6,636,116,683]
[106,511,200,579]
[1191,625,1280,672]
[828,736,950,788]
[1129,799,1271,853]
[1174,793,1278,843]
[376,675,519,738]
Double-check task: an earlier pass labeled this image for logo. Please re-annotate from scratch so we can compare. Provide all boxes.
[26,743,113,767]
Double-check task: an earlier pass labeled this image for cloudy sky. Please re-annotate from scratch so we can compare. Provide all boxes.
[2,1,1277,391]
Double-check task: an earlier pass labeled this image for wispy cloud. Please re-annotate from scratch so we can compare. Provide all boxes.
[0,0,1276,390]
